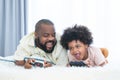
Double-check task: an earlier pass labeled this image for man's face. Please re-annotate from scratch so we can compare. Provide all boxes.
[36,24,56,53]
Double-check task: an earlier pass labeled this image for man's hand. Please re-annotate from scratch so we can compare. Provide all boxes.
[44,61,52,68]
[24,58,35,69]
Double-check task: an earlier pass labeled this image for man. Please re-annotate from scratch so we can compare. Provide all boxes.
[14,19,68,68]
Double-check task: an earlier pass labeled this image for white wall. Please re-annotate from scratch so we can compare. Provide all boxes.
[28,0,120,64]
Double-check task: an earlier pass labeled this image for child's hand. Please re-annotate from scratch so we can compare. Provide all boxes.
[83,58,92,67]
[67,63,70,67]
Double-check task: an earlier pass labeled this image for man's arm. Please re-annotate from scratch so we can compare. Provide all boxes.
[15,60,25,66]
[14,45,30,66]
[56,48,69,66]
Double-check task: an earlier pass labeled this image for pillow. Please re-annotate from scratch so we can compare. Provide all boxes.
[100,48,108,58]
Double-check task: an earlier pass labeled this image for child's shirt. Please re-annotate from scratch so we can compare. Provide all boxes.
[68,46,107,67]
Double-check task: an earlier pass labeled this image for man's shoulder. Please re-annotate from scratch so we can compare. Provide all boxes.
[55,33,61,41]
[54,33,67,53]
[19,32,35,45]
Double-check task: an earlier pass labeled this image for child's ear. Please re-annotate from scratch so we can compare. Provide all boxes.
[85,44,89,48]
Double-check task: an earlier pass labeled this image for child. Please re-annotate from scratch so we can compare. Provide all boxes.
[60,25,107,67]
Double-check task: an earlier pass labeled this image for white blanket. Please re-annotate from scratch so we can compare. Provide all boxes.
[0,56,120,80]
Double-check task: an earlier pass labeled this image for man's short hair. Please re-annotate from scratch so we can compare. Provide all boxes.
[35,19,54,32]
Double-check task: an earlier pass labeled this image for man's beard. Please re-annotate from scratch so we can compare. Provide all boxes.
[40,41,57,53]
[35,39,57,53]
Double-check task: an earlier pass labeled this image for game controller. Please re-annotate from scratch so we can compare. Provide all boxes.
[24,57,44,67]
[69,61,87,67]
[24,57,55,67]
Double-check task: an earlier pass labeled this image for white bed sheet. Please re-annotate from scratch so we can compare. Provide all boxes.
[0,56,120,80]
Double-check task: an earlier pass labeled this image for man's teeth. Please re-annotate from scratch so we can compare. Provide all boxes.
[46,42,53,47]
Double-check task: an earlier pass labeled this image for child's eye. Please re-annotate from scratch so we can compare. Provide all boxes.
[69,47,73,50]
[76,45,80,48]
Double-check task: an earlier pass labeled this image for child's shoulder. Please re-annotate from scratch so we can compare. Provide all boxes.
[88,46,100,51]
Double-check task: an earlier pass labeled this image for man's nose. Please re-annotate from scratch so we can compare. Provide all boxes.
[48,35,55,41]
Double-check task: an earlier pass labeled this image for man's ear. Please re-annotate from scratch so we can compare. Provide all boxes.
[34,32,38,38]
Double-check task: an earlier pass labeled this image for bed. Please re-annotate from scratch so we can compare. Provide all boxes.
[0,56,120,80]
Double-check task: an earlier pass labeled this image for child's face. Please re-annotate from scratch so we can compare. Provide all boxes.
[68,40,88,60]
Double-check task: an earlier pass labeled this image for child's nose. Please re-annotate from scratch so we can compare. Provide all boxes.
[73,48,78,54]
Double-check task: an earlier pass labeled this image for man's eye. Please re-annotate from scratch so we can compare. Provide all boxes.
[44,34,49,37]
[52,33,56,37]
